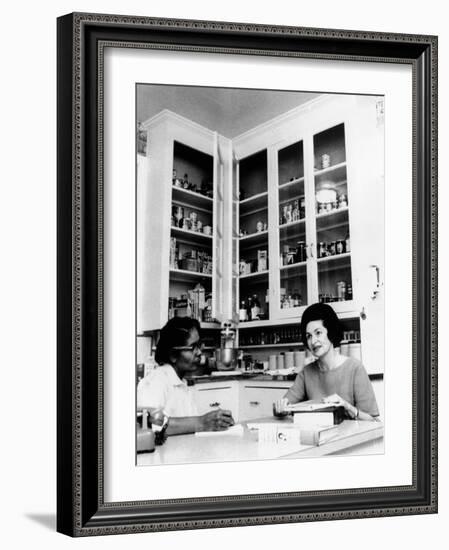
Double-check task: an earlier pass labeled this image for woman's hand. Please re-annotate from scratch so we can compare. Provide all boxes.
[323,393,358,418]
[273,397,289,417]
[200,409,235,431]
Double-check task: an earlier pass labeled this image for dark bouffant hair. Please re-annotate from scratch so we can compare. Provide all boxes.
[155,317,201,365]
[300,303,343,348]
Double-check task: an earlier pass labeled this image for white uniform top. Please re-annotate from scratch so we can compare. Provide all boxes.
[137,364,199,417]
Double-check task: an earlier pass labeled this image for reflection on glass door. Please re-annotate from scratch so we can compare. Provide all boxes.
[277,140,308,311]
[313,123,353,305]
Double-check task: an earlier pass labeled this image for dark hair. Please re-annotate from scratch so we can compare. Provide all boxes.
[300,303,342,348]
[155,317,201,365]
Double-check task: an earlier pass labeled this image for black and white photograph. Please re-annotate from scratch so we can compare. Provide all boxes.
[135,85,385,466]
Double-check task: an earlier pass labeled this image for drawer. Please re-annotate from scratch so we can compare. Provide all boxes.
[239,385,289,422]
[193,383,239,419]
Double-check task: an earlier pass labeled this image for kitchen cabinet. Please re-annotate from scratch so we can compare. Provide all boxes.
[138,111,232,332]
[233,95,384,375]
[139,95,384,374]
[193,381,240,420]
[239,380,291,421]
[192,379,290,423]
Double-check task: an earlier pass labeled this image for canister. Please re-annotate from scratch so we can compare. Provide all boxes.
[269,355,277,370]
[276,354,285,370]
[294,350,305,370]
[285,351,294,369]
[348,343,362,360]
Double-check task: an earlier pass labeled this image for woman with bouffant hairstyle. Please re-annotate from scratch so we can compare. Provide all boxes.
[275,303,379,421]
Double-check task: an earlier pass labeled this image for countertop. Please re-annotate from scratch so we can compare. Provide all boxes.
[137,418,384,466]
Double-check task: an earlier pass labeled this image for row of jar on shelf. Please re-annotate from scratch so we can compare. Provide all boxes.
[239,326,360,346]
[237,341,362,372]
[172,170,213,198]
[169,238,213,274]
[264,341,362,371]
[171,206,212,235]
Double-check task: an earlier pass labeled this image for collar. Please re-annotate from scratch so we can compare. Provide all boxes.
[160,364,187,387]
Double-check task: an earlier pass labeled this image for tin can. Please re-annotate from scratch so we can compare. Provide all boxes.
[321,154,331,169]
[338,194,348,208]
[337,281,347,301]
[318,242,327,258]
[336,239,345,254]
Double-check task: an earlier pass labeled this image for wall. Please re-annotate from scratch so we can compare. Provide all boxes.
[0,1,445,549]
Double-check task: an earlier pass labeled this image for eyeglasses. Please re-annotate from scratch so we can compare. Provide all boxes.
[172,341,204,353]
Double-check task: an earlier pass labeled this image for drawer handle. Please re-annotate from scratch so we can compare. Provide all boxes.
[209,402,220,407]
[249,401,260,406]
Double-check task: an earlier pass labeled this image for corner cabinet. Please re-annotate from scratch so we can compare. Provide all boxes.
[138,97,384,375]
[233,95,385,374]
[137,111,232,332]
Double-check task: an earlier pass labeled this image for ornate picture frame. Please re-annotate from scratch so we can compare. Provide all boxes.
[57,12,437,536]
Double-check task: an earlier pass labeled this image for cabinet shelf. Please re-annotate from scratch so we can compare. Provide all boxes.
[280,261,307,277]
[239,191,268,216]
[279,176,305,189]
[172,186,213,211]
[315,206,349,232]
[279,219,306,242]
[169,269,213,283]
[200,322,221,329]
[239,230,268,248]
[239,270,269,281]
[240,342,303,349]
[314,162,347,185]
[317,253,351,273]
[171,226,213,245]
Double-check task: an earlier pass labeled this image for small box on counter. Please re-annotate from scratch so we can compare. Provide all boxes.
[286,401,346,428]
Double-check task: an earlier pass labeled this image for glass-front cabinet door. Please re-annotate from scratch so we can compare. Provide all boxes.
[237,149,270,324]
[313,122,354,313]
[275,139,310,319]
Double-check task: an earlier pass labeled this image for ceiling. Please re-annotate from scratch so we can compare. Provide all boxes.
[137,85,322,139]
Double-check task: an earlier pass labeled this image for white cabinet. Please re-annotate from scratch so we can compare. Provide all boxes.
[193,379,291,423]
[239,381,291,422]
[138,111,231,332]
[138,97,384,375]
[233,95,385,375]
[193,381,240,420]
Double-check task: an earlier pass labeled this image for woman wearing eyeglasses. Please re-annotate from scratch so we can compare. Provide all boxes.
[137,317,235,435]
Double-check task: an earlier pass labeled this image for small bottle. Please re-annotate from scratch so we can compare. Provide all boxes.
[246,296,252,322]
[183,173,189,189]
[251,294,261,320]
[172,168,177,184]
[346,283,353,301]
[239,300,248,322]
[292,200,299,221]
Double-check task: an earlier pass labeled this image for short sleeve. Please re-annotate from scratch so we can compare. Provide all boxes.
[353,365,379,417]
[137,370,167,410]
[285,370,306,404]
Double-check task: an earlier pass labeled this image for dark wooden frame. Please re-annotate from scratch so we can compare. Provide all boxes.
[57,12,438,537]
